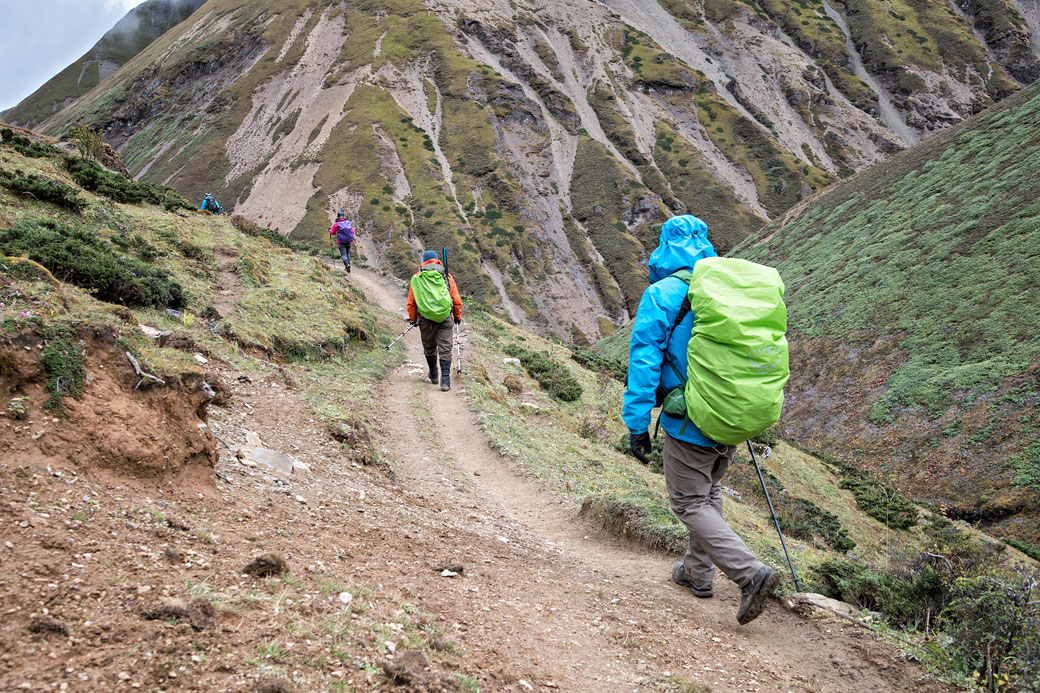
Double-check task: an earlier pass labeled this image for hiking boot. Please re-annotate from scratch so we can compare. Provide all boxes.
[440,360,451,391]
[671,562,713,598]
[425,354,439,384]
[737,566,780,625]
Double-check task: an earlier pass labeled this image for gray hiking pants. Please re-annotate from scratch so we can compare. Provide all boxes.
[338,241,352,267]
[418,316,453,363]
[663,434,764,588]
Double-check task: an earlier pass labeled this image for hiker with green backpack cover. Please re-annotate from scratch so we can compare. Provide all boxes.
[622,214,789,626]
[407,249,462,391]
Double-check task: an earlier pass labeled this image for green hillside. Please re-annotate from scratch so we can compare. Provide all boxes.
[734,81,1040,543]
[461,301,1037,689]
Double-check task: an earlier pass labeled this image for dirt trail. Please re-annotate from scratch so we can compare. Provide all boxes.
[349,267,940,692]
[0,263,941,692]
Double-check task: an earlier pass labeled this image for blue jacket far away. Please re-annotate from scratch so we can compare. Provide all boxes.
[622,214,719,447]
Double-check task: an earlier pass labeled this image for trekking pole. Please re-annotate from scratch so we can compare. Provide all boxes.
[385,323,415,350]
[443,246,463,374]
[454,323,462,373]
[747,440,802,591]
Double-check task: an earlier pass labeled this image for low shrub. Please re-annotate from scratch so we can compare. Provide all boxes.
[505,343,583,401]
[779,497,856,553]
[110,232,162,260]
[40,335,86,415]
[570,346,627,383]
[752,425,779,447]
[228,214,315,254]
[234,253,270,287]
[0,127,60,158]
[64,157,192,211]
[0,168,86,212]
[942,573,1040,691]
[838,472,919,529]
[813,517,1039,691]
[0,219,184,308]
[1004,538,1040,562]
[811,558,947,628]
[818,452,919,529]
[729,462,856,552]
[177,241,209,261]
[615,431,664,471]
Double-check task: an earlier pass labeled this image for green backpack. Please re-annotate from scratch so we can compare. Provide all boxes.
[679,257,789,445]
[411,268,452,322]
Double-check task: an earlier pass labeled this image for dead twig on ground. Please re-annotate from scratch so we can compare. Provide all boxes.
[125,351,165,390]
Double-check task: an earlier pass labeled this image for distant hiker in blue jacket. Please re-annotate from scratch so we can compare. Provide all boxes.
[328,211,355,273]
[200,193,221,214]
[623,214,779,626]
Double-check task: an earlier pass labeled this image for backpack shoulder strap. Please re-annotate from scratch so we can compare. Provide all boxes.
[666,270,693,339]
[660,270,693,383]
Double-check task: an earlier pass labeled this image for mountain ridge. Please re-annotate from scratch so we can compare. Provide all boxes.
[10,0,1040,342]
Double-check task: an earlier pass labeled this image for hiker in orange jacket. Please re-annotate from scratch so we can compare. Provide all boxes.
[407,250,462,391]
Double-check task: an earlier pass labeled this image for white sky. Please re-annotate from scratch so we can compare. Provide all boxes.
[0,0,146,111]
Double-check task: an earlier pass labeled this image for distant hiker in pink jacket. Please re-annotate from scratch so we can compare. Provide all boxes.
[329,211,355,273]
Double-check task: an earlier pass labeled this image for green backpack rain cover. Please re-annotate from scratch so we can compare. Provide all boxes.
[411,269,452,322]
[684,257,789,445]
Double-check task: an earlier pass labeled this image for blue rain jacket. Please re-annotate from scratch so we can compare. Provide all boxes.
[622,215,719,446]
[200,195,221,213]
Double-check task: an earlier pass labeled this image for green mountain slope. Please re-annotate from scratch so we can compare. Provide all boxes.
[4,0,205,130]
[735,81,1040,543]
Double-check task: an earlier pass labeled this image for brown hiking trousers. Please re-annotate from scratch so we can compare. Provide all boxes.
[663,434,765,588]
[418,316,453,363]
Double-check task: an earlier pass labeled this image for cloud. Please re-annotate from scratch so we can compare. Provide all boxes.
[0,0,147,112]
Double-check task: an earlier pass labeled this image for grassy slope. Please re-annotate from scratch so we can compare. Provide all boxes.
[0,139,502,690]
[0,134,401,443]
[842,0,1018,100]
[5,130,1037,688]
[734,81,1040,541]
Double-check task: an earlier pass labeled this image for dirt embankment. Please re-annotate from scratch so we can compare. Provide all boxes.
[1,324,216,490]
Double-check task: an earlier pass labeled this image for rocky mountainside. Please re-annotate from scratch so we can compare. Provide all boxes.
[16,0,1040,339]
[734,80,1040,544]
[3,0,206,130]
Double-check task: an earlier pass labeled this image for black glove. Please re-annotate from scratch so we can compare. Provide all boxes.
[409,320,419,327]
[454,316,461,325]
[629,431,652,464]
